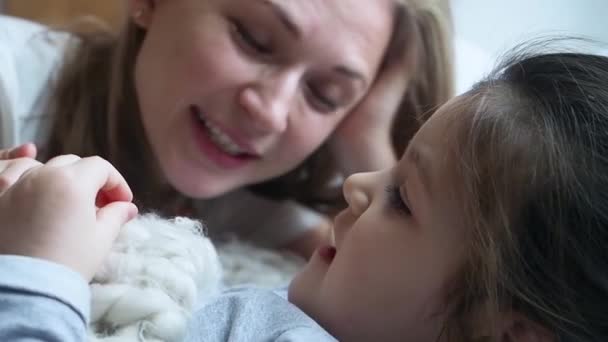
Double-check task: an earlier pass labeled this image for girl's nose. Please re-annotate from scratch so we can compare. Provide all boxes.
[239,69,300,134]
[333,171,377,248]
[342,172,374,217]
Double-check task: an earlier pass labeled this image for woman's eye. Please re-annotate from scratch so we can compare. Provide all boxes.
[231,20,272,55]
[385,185,412,216]
[306,83,338,113]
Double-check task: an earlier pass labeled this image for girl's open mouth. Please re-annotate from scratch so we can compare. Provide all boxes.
[318,245,337,264]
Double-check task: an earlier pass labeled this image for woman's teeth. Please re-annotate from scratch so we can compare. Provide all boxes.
[197,113,247,156]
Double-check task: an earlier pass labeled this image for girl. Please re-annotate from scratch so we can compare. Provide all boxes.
[1,47,606,341]
[0,0,454,257]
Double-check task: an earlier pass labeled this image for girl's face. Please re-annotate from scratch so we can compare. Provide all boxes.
[289,100,468,341]
[132,0,393,197]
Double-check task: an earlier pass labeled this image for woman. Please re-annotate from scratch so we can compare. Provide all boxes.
[0,0,454,257]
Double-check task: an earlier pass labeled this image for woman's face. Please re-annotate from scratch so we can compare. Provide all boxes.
[132,0,394,197]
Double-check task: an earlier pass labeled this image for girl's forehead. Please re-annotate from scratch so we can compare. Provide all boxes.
[403,97,475,200]
[415,98,469,146]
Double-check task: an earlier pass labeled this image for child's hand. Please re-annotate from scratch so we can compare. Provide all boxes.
[0,143,38,160]
[0,143,40,192]
[0,157,42,193]
[0,155,138,281]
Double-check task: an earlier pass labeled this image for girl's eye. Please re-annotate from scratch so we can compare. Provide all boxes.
[231,20,272,55]
[385,185,412,216]
[306,83,338,113]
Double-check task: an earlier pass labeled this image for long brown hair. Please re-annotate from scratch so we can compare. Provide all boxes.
[44,0,454,214]
[45,17,173,211]
[442,45,608,341]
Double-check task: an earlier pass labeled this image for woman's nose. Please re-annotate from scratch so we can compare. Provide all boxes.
[239,69,300,134]
[342,172,374,217]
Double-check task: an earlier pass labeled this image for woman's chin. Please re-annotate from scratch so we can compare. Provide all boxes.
[167,171,236,199]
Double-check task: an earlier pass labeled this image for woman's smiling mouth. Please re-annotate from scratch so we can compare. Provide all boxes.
[190,105,261,169]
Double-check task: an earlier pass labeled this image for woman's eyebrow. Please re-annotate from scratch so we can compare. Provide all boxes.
[261,0,368,87]
[261,0,301,38]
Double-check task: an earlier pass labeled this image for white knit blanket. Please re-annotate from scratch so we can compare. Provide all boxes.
[88,214,304,342]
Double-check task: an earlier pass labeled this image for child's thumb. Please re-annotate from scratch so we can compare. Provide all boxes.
[96,201,138,236]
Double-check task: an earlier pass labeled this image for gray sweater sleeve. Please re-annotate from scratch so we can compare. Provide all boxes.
[0,255,90,342]
[184,288,337,342]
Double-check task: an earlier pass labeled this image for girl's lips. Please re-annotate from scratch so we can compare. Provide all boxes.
[318,245,337,264]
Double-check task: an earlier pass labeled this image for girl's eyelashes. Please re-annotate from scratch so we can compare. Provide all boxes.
[231,19,273,55]
[385,185,412,216]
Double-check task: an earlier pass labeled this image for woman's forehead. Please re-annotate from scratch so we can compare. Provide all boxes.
[289,0,393,40]
[264,0,395,74]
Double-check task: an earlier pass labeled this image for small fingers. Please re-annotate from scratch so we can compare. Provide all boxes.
[96,201,138,235]
[70,156,134,204]
[0,143,37,160]
[0,158,43,193]
[46,154,82,167]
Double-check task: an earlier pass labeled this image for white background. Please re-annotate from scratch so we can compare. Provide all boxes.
[452,0,608,93]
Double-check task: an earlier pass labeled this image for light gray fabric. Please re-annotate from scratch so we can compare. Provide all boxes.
[0,255,90,342]
[185,287,337,342]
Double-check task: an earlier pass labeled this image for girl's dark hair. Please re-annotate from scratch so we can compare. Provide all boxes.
[445,43,608,340]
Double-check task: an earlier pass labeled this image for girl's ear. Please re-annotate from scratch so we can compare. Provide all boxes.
[497,312,554,342]
[128,0,156,28]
